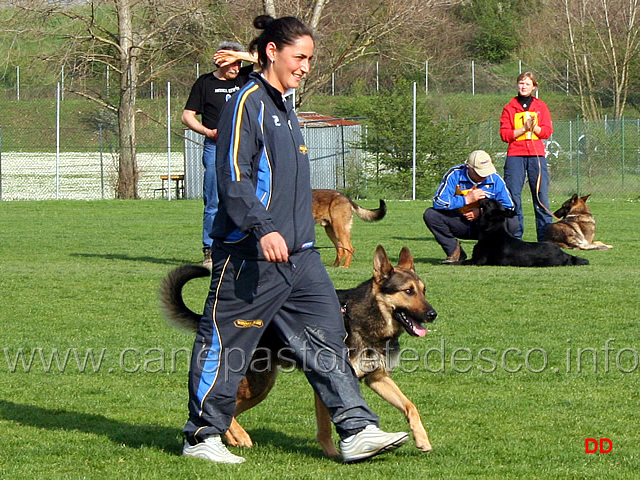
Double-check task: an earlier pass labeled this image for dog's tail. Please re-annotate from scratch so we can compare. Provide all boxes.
[350,198,386,222]
[159,264,209,332]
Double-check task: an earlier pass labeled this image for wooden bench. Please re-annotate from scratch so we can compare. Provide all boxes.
[154,174,185,199]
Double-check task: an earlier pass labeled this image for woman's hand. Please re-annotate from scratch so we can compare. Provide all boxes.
[524,116,537,132]
[260,231,289,263]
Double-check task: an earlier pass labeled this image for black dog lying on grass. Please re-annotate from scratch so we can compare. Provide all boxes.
[463,198,589,267]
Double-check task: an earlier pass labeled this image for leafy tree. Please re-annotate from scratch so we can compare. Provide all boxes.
[455,0,525,62]
[336,85,468,199]
[541,0,640,119]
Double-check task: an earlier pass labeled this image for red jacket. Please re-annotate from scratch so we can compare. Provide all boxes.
[499,96,553,157]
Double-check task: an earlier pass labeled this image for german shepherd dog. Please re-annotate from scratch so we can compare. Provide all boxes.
[160,245,436,456]
[463,198,589,267]
[543,194,613,250]
[312,189,386,268]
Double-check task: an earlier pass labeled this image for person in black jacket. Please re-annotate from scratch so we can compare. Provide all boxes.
[182,41,255,269]
[181,14,408,465]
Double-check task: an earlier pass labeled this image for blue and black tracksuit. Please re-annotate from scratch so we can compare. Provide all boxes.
[423,164,518,256]
[184,72,378,443]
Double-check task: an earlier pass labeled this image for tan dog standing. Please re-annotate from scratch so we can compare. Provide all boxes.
[312,189,386,267]
[161,246,436,456]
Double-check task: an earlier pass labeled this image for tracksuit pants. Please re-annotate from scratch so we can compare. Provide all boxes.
[423,207,519,256]
[183,247,378,442]
[503,155,554,241]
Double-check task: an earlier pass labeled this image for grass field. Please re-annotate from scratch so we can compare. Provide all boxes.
[1,197,639,479]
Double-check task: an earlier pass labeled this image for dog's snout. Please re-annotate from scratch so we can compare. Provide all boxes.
[426,309,437,322]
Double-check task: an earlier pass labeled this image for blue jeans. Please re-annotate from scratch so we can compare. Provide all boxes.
[503,155,553,241]
[202,138,217,249]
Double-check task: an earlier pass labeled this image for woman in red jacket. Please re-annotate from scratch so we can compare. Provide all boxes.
[499,72,554,241]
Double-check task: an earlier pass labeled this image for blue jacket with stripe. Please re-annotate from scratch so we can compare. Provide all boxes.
[432,164,514,212]
[212,72,315,259]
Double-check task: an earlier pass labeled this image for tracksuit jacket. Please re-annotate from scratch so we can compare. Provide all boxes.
[212,71,316,258]
[499,96,553,157]
[432,164,514,212]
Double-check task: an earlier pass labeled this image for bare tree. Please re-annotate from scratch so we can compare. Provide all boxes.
[14,0,208,198]
[246,0,457,103]
[546,0,640,119]
[595,0,640,118]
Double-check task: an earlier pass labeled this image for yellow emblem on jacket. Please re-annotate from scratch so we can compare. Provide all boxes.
[234,319,264,329]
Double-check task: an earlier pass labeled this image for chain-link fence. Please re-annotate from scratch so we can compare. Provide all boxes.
[468,118,640,201]
[0,124,186,201]
[1,117,638,201]
[0,118,363,201]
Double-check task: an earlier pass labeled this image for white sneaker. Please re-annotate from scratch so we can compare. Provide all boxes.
[340,425,409,463]
[182,435,245,464]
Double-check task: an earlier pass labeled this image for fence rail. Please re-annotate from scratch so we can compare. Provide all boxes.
[468,118,640,200]
[1,117,639,201]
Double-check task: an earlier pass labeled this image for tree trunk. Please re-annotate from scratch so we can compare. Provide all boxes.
[115,0,139,199]
[118,88,138,199]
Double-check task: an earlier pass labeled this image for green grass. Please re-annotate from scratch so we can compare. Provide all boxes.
[1,197,639,479]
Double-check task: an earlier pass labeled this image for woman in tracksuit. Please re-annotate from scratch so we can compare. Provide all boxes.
[181,15,408,465]
[500,71,554,241]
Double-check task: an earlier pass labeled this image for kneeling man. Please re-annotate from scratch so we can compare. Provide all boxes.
[424,150,518,264]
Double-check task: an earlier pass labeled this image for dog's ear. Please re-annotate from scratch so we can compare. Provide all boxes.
[373,245,393,283]
[397,247,415,272]
[571,193,578,202]
[580,194,591,202]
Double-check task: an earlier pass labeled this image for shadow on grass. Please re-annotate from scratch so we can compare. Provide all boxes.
[71,253,194,265]
[0,400,328,459]
[243,427,333,460]
[390,235,478,265]
[0,399,181,454]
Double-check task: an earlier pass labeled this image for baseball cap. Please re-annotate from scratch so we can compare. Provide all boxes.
[466,150,496,177]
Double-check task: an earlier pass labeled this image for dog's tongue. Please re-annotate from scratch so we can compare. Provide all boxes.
[412,322,427,337]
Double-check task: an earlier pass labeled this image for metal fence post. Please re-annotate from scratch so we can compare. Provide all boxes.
[471,60,475,96]
[340,121,346,188]
[99,123,105,199]
[569,120,573,176]
[56,82,60,199]
[0,124,3,201]
[621,116,625,187]
[166,81,171,200]
[576,115,581,195]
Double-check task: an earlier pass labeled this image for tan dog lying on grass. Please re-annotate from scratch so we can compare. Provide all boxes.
[544,194,613,250]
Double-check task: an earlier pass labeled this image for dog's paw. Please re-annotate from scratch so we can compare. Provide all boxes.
[321,443,340,457]
[224,430,254,448]
[416,440,433,452]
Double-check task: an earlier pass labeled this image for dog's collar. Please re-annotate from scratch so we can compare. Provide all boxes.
[341,303,350,320]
